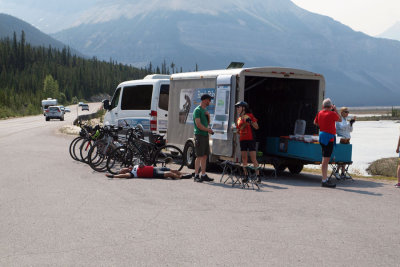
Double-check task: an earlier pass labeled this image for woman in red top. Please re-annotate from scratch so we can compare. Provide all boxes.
[235,101,260,181]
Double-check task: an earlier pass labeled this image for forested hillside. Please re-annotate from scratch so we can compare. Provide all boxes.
[0,31,151,118]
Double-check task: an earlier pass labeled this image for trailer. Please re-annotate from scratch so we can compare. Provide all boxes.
[41,98,58,115]
[167,67,351,174]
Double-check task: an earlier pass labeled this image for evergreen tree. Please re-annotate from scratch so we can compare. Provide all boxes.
[0,30,187,118]
[43,74,59,99]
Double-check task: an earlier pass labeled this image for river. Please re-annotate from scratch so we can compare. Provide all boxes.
[306,120,400,175]
[349,120,399,175]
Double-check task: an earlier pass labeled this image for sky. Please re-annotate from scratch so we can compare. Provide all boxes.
[291,0,400,36]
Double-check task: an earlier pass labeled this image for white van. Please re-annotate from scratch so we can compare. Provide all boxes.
[103,75,170,134]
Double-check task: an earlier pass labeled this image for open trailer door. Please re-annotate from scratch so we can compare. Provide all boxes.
[211,75,236,157]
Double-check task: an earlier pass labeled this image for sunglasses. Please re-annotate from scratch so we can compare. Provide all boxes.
[343,111,349,113]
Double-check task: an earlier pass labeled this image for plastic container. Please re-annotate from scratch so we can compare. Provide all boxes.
[294,119,306,136]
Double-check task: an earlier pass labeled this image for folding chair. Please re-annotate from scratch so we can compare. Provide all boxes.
[243,166,261,190]
[219,160,242,187]
[330,161,353,181]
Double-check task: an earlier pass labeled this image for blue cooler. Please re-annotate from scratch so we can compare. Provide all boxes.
[265,137,352,163]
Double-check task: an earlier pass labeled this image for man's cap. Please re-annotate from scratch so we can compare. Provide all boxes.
[201,94,214,101]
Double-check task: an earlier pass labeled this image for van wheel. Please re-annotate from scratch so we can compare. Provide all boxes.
[183,141,196,169]
[288,163,303,174]
[46,117,50,121]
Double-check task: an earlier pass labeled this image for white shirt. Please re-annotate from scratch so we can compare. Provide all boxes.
[336,116,353,139]
[130,165,139,178]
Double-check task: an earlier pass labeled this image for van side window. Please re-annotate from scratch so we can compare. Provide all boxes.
[121,85,153,110]
[158,84,170,111]
[110,88,121,110]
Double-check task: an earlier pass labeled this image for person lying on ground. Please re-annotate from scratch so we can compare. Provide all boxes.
[105,164,193,179]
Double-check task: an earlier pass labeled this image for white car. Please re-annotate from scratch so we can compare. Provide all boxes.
[45,106,64,121]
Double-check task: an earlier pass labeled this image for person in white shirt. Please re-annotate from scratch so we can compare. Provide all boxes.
[336,107,356,144]
[335,107,356,178]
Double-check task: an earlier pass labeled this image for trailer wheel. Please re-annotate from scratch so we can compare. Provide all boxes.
[274,163,286,172]
[183,141,196,169]
[288,163,303,174]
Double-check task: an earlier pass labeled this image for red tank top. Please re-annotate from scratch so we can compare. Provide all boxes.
[133,165,154,178]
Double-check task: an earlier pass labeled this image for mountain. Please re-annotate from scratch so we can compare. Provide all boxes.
[11,0,400,106]
[0,0,98,33]
[378,21,400,41]
[0,13,82,54]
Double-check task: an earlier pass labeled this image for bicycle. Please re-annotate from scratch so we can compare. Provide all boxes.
[106,125,184,175]
[68,122,98,162]
[86,125,122,172]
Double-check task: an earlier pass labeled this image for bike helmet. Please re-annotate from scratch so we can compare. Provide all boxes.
[234,101,249,108]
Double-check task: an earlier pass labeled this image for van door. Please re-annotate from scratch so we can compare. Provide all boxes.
[117,84,153,131]
[211,75,236,157]
[157,84,169,133]
[105,87,121,125]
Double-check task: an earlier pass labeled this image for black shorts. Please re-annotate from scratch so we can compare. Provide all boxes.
[153,167,170,178]
[240,140,256,152]
[194,134,210,157]
[320,141,334,157]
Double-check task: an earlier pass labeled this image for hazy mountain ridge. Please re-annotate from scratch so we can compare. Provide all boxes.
[2,1,400,106]
[378,21,400,41]
[0,13,81,55]
[0,0,98,33]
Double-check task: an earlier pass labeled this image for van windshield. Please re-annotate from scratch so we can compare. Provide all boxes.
[121,85,153,110]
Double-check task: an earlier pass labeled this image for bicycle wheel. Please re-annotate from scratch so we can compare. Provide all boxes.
[80,139,93,163]
[72,137,86,162]
[87,142,108,172]
[106,146,139,175]
[153,145,184,171]
[69,137,82,161]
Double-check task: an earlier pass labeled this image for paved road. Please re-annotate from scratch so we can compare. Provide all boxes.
[1,106,399,266]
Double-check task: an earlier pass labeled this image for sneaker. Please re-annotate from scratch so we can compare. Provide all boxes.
[181,174,193,179]
[201,174,214,182]
[394,183,400,188]
[194,174,200,182]
[334,172,341,180]
[322,179,336,188]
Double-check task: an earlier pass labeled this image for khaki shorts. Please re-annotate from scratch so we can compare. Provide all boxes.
[194,134,210,157]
